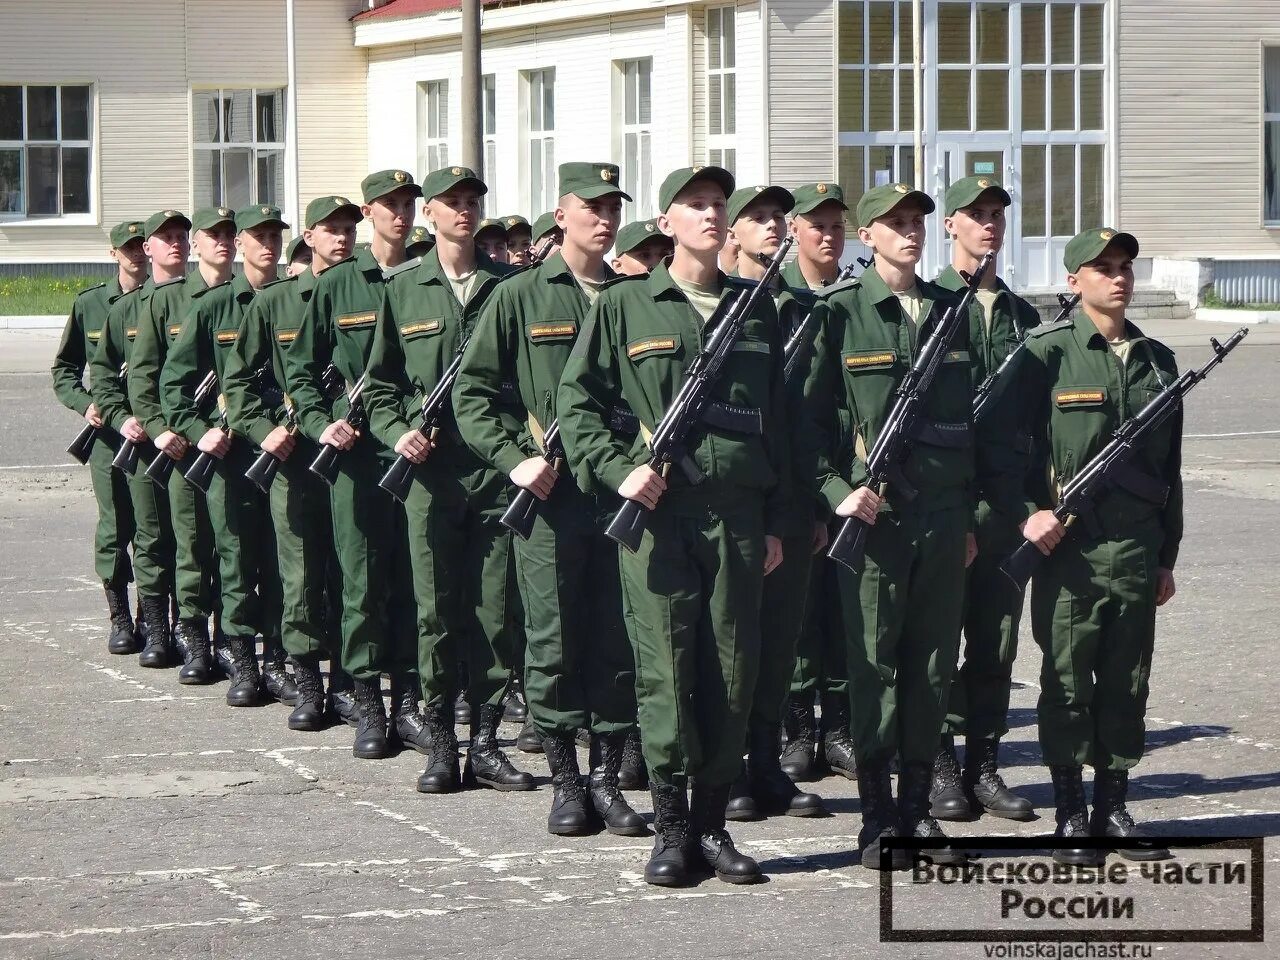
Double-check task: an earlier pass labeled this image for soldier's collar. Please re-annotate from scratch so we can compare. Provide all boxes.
[356,245,383,277]
[541,250,617,287]
[937,263,1010,299]
[414,245,505,286]
[1076,313,1146,351]
[296,267,317,298]
[857,264,924,306]
[645,257,720,301]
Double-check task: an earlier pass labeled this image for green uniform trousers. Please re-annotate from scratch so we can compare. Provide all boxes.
[1030,525,1161,772]
[404,455,516,709]
[271,452,341,660]
[791,553,848,699]
[750,529,815,736]
[945,505,1027,740]
[619,500,765,791]
[204,442,282,641]
[166,457,217,620]
[329,444,417,683]
[515,485,636,738]
[126,446,174,598]
[840,504,967,766]
[88,431,135,587]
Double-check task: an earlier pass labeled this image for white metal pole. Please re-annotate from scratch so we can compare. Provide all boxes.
[912,0,923,189]
[285,0,300,231]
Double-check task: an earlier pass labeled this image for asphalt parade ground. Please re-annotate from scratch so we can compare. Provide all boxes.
[1,318,1277,959]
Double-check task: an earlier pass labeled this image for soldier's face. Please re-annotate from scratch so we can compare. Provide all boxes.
[507,233,532,266]
[113,238,148,275]
[237,225,283,272]
[792,205,847,268]
[1069,247,1134,313]
[661,183,727,255]
[731,202,787,259]
[477,234,509,263]
[859,203,927,269]
[194,224,236,267]
[946,197,1006,259]
[558,193,623,257]
[305,213,358,268]
[622,238,672,274]
[285,250,312,278]
[144,225,190,269]
[365,188,417,243]
[426,187,483,242]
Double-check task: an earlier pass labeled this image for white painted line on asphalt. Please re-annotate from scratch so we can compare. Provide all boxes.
[1185,429,1280,439]
[349,799,480,859]
[262,747,320,783]
[0,462,78,470]
[202,875,267,915]
[0,916,273,941]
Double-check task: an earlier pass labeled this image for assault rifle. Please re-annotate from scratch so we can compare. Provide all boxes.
[310,371,367,486]
[378,341,469,503]
[973,292,1080,424]
[142,370,217,485]
[69,362,126,464]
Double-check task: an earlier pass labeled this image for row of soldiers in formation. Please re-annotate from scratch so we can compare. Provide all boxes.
[53,159,1182,886]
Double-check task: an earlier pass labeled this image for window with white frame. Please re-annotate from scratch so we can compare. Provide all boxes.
[1265,47,1280,225]
[0,84,92,218]
[418,80,449,180]
[483,73,498,200]
[937,1,1010,132]
[523,68,556,216]
[706,6,737,174]
[616,58,654,219]
[192,88,285,211]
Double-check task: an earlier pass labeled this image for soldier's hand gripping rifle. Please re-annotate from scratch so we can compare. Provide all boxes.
[70,361,127,465]
[142,369,218,485]
[309,369,367,486]
[781,260,863,383]
[1000,326,1248,591]
[826,253,994,573]
[973,292,1080,424]
[605,236,795,553]
[243,358,306,493]
[183,392,229,494]
[378,335,472,503]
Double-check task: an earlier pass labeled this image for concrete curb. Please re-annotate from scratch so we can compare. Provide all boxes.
[0,315,65,330]
[1196,307,1280,324]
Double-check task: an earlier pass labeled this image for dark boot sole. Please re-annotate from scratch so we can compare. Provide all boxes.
[1053,852,1102,867]
[643,872,691,888]
[980,804,1037,822]
[108,643,141,655]
[178,672,216,685]
[930,802,976,822]
[825,765,858,782]
[725,807,763,823]
[1114,847,1172,862]
[604,822,650,837]
[548,822,599,836]
[471,778,536,792]
[715,870,765,885]
[783,805,828,818]
[914,849,971,866]
[394,737,433,757]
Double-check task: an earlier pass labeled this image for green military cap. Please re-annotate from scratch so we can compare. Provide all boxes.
[557,162,632,202]
[420,164,486,202]
[727,185,795,225]
[361,168,423,204]
[944,175,1013,217]
[503,214,531,237]
[234,203,289,232]
[405,225,435,257]
[531,212,559,242]
[284,236,310,263]
[109,220,145,248]
[475,217,508,240]
[305,195,363,229]
[855,182,935,228]
[191,206,236,233]
[790,182,848,217]
[1064,227,1140,274]
[658,165,735,213]
[143,208,191,238]
[615,219,668,256]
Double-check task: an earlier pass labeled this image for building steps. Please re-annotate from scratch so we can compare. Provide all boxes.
[1020,289,1194,324]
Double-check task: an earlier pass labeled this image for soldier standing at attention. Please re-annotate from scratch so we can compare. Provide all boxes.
[504,215,533,267]
[610,219,672,276]
[720,183,826,823]
[224,196,361,730]
[363,165,533,794]
[1017,229,1178,865]
[54,221,148,654]
[284,169,426,760]
[558,165,789,888]
[929,176,1039,824]
[801,183,976,870]
[455,162,645,836]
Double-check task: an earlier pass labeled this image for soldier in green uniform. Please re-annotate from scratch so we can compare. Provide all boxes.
[720,183,826,823]
[363,165,533,793]
[224,196,360,730]
[610,219,672,276]
[559,165,789,887]
[530,212,562,258]
[160,205,294,707]
[284,236,312,278]
[54,220,148,653]
[929,176,1039,823]
[90,219,181,662]
[475,217,509,264]
[284,169,424,760]
[503,215,533,267]
[455,161,645,834]
[780,183,857,784]
[801,183,977,870]
[405,225,435,259]
[1017,228,1179,864]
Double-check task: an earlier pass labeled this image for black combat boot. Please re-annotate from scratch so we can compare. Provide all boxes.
[177,618,215,685]
[725,767,760,822]
[288,655,329,732]
[352,677,390,759]
[170,611,191,664]
[901,761,969,865]
[224,636,262,707]
[453,689,471,726]
[1049,765,1099,866]
[618,728,648,790]
[780,692,819,782]
[516,716,544,754]
[645,782,693,887]
[417,700,461,793]
[463,704,535,790]
[543,732,596,835]
[503,676,528,723]
[134,595,150,646]
[260,637,298,705]
[136,595,172,668]
[819,691,858,781]
[929,735,973,820]
[856,761,907,870]
[329,664,359,726]
[589,733,648,836]
[391,676,431,755]
[1091,769,1171,861]
[690,782,763,884]
[964,737,1034,821]
[212,627,235,679]
[746,726,826,818]
[105,584,139,655]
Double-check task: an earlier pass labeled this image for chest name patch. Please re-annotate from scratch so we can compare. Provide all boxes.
[337,312,376,329]
[530,323,577,339]
[168,324,183,337]
[125,328,138,339]
[845,352,895,369]
[400,320,441,337]
[1055,389,1105,406]
[628,337,677,359]
[215,330,238,344]
[87,330,102,342]
[276,329,298,344]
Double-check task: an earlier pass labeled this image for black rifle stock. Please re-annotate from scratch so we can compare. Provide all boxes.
[500,420,563,540]
[973,292,1080,424]
[605,236,795,553]
[245,404,296,493]
[827,253,994,573]
[310,372,366,486]
[379,344,469,503]
[143,369,217,485]
[1000,326,1248,590]
[67,422,99,465]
